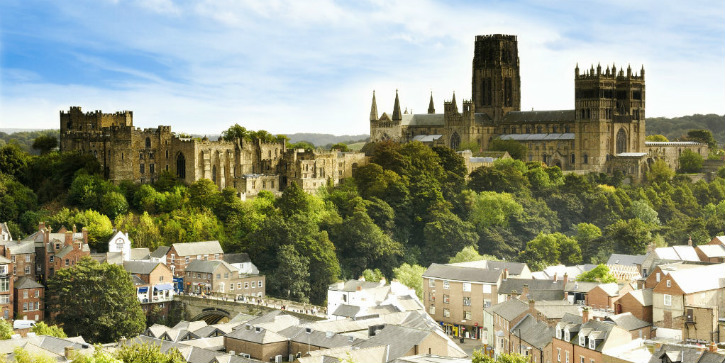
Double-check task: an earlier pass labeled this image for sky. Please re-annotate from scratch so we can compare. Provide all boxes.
[0,0,723,136]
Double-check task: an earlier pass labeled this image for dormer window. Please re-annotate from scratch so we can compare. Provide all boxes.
[556,327,562,339]
[579,335,585,346]
[564,330,570,341]
[589,338,596,349]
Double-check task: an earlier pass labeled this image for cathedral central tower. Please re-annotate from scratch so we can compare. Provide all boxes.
[471,34,521,122]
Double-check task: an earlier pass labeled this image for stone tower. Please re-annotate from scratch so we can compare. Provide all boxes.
[471,34,521,122]
[574,63,646,170]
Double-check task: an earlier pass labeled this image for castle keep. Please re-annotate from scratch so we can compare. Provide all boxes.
[370,34,706,179]
[59,107,367,198]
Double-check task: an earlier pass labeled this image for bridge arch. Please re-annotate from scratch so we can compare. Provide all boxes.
[191,307,231,324]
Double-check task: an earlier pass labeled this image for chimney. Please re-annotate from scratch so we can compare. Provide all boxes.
[72,224,77,234]
[511,289,519,300]
[357,285,362,291]
[688,235,693,246]
[503,268,509,281]
[563,273,569,286]
[64,231,73,247]
[528,299,535,313]
[709,342,718,353]
[553,273,558,282]
[64,346,75,360]
[38,222,45,232]
[81,227,88,244]
[521,284,530,301]
[582,308,590,324]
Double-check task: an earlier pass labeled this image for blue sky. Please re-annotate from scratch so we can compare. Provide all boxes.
[1,0,723,135]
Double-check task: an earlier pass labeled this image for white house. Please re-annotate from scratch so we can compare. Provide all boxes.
[107,231,132,261]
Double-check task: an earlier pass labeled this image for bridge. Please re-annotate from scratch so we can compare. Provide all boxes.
[175,295,326,324]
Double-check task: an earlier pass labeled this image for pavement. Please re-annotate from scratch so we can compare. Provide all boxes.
[454,337,490,357]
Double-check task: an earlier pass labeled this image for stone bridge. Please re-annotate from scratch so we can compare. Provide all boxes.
[175,295,326,324]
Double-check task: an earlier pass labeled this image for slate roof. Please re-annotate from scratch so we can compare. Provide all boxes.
[511,314,555,349]
[124,260,162,275]
[698,351,725,363]
[596,283,621,297]
[668,263,725,294]
[697,244,725,258]
[172,241,223,256]
[225,326,287,344]
[499,133,576,141]
[607,313,650,331]
[354,325,431,361]
[487,299,529,321]
[186,259,237,274]
[654,246,700,261]
[564,281,600,293]
[329,280,385,292]
[503,110,576,123]
[280,326,358,348]
[649,344,703,363]
[14,276,43,289]
[332,304,361,318]
[223,253,251,264]
[423,263,501,283]
[628,289,653,306]
[6,240,35,255]
[151,246,171,259]
[533,302,581,320]
[498,278,564,294]
[130,248,151,260]
[607,254,647,266]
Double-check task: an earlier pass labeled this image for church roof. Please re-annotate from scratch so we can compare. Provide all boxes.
[411,135,443,143]
[499,133,575,141]
[400,114,445,127]
[503,110,575,123]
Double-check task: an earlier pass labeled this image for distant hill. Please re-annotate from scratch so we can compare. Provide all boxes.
[285,133,369,147]
[646,114,725,146]
[0,129,59,154]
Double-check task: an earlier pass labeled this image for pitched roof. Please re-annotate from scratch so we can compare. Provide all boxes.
[354,325,431,361]
[225,326,287,344]
[332,304,361,318]
[328,280,383,292]
[533,302,581,320]
[564,281,600,293]
[171,241,224,256]
[280,326,358,348]
[14,276,43,289]
[186,260,237,274]
[627,289,653,306]
[130,248,151,260]
[423,263,502,283]
[654,246,700,261]
[698,352,725,363]
[668,263,725,293]
[5,240,35,255]
[498,278,564,294]
[607,253,647,266]
[696,244,725,258]
[222,253,251,264]
[151,246,171,259]
[595,283,621,297]
[124,260,162,275]
[400,114,445,127]
[607,312,650,331]
[503,110,576,123]
[488,299,529,321]
[649,344,703,363]
[511,314,555,349]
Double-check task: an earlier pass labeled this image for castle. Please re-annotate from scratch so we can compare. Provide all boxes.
[369,34,706,179]
[59,107,367,198]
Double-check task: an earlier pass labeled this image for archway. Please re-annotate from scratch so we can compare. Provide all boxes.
[616,128,627,154]
[450,132,461,150]
[176,152,186,179]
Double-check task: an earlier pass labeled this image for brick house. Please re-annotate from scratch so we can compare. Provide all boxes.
[552,310,632,363]
[651,263,725,343]
[614,289,652,323]
[605,312,651,340]
[31,223,90,284]
[153,241,224,277]
[123,261,174,317]
[184,259,265,298]
[0,256,12,320]
[488,298,530,354]
[13,276,43,321]
[509,313,554,363]
[695,244,725,263]
[0,240,35,280]
[585,283,632,310]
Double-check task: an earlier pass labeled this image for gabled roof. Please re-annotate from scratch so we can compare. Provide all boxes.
[606,312,650,331]
[564,281,599,293]
[607,253,647,266]
[225,326,287,344]
[698,351,725,363]
[649,344,703,363]
[667,263,725,294]
[186,260,237,274]
[171,241,224,256]
[151,246,171,259]
[511,314,555,349]
[14,276,43,290]
[503,110,576,123]
[280,326,358,348]
[332,304,361,318]
[354,325,431,361]
[654,245,700,261]
[124,260,162,275]
[423,263,501,283]
[696,244,725,258]
[487,299,529,321]
[130,248,151,260]
[594,283,620,297]
[627,289,653,306]
[498,278,564,294]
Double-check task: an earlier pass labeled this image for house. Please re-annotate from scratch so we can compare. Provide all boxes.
[564,280,600,305]
[107,231,132,261]
[0,240,36,280]
[487,298,530,354]
[651,263,725,343]
[0,256,12,320]
[640,245,701,278]
[0,223,11,242]
[13,276,44,322]
[695,244,725,263]
[327,279,391,320]
[497,278,566,301]
[614,289,653,323]
[552,309,632,363]
[605,312,651,340]
[32,223,90,284]
[423,262,507,340]
[123,261,175,317]
[156,241,224,277]
[585,283,633,311]
[354,324,468,361]
[223,253,259,275]
[509,314,555,363]
[184,259,265,299]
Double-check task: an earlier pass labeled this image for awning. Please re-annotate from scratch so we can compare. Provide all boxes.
[154,283,174,291]
[137,287,149,294]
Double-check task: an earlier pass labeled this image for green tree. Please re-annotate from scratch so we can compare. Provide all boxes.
[473,351,528,363]
[114,343,184,363]
[423,210,478,265]
[647,159,674,183]
[221,124,250,141]
[32,135,58,155]
[645,134,669,142]
[606,219,652,255]
[30,322,67,338]
[0,144,29,178]
[517,233,561,271]
[0,318,11,339]
[630,200,660,225]
[14,346,56,363]
[188,179,221,210]
[101,192,129,220]
[47,258,145,343]
[469,191,523,228]
[679,149,704,173]
[577,264,617,283]
[361,268,384,282]
[393,263,426,300]
[488,138,527,160]
[574,223,603,263]
[272,245,311,302]
[330,143,350,152]
[448,246,499,263]
[686,129,717,149]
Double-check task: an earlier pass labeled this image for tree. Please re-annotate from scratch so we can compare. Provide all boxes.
[647,159,674,183]
[449,246,499,263]
[577,264,617,283]
[0,318,11,339]
[362,268,384,282]
[330,143,350,152]
[221,124,250,141]
[630,200,660,225]
[0,144,29,178]
[30,322,67,338]
[517,233,561,271]
[679,149,704,173]
[686,129,717,149]
[13,346,56,363]
[574,223,603,263]
[32,135,58,155]
[272,245,310,302]
[422,210,478,265]
[606,219,652,255]
[645,134,669,142]
[47,257,145,343]
[393,263,426,299]
[114,343,184,363]
[488,138,527,160]
[473,351,529,363]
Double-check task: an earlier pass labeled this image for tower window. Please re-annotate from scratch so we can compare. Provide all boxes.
[145,137,151,148]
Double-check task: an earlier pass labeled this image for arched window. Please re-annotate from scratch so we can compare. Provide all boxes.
[212,165,218,184]
[570,154,575,164]
[145,137,151,148]
[176,153,186,179]
[537,126,543,133]
[450,132,461,150]
[583,154,589,164]
[616,128,627,154]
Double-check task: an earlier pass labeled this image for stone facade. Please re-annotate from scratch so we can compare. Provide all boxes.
[369,34,707,180]
[60,107,367,198]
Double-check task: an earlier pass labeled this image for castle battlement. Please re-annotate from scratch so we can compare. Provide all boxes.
[575,64,645,81]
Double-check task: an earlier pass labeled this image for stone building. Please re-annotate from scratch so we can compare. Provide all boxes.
[369,34,707,180]
[59,107,367,198]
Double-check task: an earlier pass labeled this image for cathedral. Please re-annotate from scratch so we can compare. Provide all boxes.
[369,34,706,179]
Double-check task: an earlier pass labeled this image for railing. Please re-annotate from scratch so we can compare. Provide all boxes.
[175,293,327,319]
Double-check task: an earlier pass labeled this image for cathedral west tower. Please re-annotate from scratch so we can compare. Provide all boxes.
[471,34,521,122]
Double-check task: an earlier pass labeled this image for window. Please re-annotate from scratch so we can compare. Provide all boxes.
[564,330,570,341]
[140,164,145,174]
[557,348,561,362]
[429,305,435,315]
[258,280,263,288]
[589,338,596,349]
[224,273,229,279]
[244,282,249,289]
[484,299,491,308]
[443,309,450,317]
[237,283,241,289]
[216,273,221,279]
[463,297,471,306]
[0,278,8,292]
[230,284,234,291]
[429,292,435,302]
[185,256,190,264]
[556,328,562,339]
[464,311,472,320]
[159,276,164,282]
[580,357,585,363]
[664,294,672,306]
[666,280,671,287]
[197,255,201,260]
[214,254,219,260]
[23,303,28,311]
[483,284,491,293]
[24,266,30,275]
[443,295,450,304]
[579,335,585,346]
[34,290,39,298]
[565,351,569,363]
[150,164,155,174]
[65,259,69,266]
[463,282,471,292]
[656,273,660,282]
[10,256,14,263]
[429,279,435,287]
[443,280,450,289]
[23,291,28,299]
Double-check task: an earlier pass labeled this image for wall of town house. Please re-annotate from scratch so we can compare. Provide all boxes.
[586,288,616,310]
[552,338,573,363]
[682,306,717,342]
[423,277,498,328]
[508,333,549,363]
[223,338,287,361]
[10,253,35,280]
[15,287,43,321]
[166,246,222,277]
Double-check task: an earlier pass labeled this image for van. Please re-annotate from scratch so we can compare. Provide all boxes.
[13,320,35,330]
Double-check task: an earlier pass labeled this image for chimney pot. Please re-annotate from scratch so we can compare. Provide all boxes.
[64,346,75,360]
[64,231,73,247]
[582,308,590,323]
